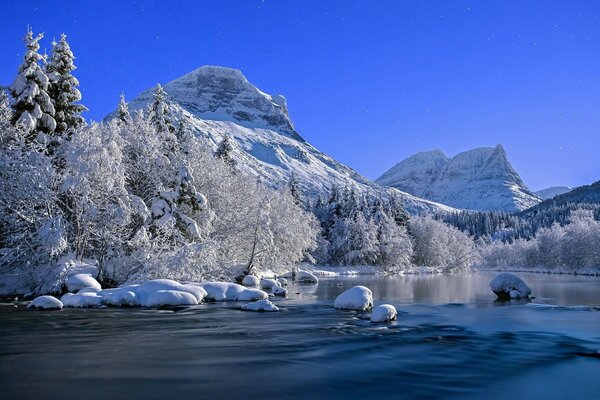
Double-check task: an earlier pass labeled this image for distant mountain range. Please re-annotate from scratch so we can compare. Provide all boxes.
[375,145,541,212]
[534,186,572,200]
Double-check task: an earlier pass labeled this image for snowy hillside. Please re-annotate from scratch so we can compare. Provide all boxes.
[376,145,541,212]
[535,186,572,200]
[108,65,455,215]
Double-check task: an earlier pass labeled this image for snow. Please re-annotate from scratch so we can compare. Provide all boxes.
[371,304,397,322]
[276,277,288,286]
[142,290,198,307]
[260,278,280,289]
[134,279,207,303]
[197,282,267,301]
[242,275,261,286]
[61,291,104,308]
[489,273,532,299]
[241,299,279,312]
[296,270,318,284]
[99,288,140,307]
[271,286,287,297]
[334,286,373,311]
[535,186,572,200]
[376,145,541,212]
[28,295,63,310]
[66,273,101,292]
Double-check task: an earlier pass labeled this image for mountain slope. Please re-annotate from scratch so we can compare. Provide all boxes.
[108,65,455,215]
[521,180,600,216]
[376,145,541,212]
[534,186,572,200]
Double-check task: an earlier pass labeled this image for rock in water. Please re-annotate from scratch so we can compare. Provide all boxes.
[296,271,319,284]
[371,304,397,322]
[28,295,63,310]
[241,299,279,312]
[334,286,373,311]
[489,273,532,300]
[242,275,261,286]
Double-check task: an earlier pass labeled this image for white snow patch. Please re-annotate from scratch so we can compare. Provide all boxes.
[371,304,397,322]
[334,286,373,311]
[241,299,279,312]
[28,295,63,310]
[271,286,287,297]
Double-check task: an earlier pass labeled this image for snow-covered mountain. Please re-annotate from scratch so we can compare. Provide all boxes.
[376,145,541,212]
[107,65,455,215]
[535,186,572,200]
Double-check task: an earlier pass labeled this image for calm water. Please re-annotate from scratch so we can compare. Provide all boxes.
[1,272,599,400]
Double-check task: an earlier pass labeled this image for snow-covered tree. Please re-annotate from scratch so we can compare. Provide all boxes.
[147,84,175,133]
[46,33,87,137]
[9,28,56,140]
[410,216,479,271]
[215,134,235,167]
[115,93,132,125]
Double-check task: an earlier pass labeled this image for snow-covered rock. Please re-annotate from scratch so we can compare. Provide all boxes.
[99,288,140,307]
[66,273,101,292]
[142,290,198,307]
[334,286,373,311]
[260,278,280,289]
[28,295,63,310]
[78,286,101,293]
[370,304,397,322]
[135,279,207,303]
[271,286,287,297]
[376,145,541,212]
[197,282,268,301]
[61,292,104,308]
[276,277,288,286]
[296,270,319,284]
[489,273,532,299]
[241,299,279,312]
[108,65,453,215]
[242,275,261,286]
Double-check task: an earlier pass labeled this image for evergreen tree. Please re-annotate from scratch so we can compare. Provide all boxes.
[0,90,11,125]
[46,33,87,137]
[9,28,56,140]
[215,134,235,167]
[116,93,132,125]
[288,174,303,207]
[147,84,174,133]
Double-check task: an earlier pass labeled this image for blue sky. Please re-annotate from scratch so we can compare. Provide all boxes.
[1,0,599,190]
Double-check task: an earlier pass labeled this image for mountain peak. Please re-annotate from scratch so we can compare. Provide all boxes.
[124,65,301,141]
[376,145,541,212]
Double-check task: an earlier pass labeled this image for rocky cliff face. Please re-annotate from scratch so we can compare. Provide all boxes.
[376,145,541,212]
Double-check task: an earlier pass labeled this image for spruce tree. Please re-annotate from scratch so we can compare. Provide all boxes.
[147,84,174,133]
[46,33,87,137]
[9,28,56,139]
[116,93,132,125]
[0,90,11,125]
[215,134,235,167]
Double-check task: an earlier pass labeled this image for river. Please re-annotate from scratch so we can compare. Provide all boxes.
[1,271,599,399]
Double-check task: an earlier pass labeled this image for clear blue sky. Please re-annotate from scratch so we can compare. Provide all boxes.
[1,0,599,190]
